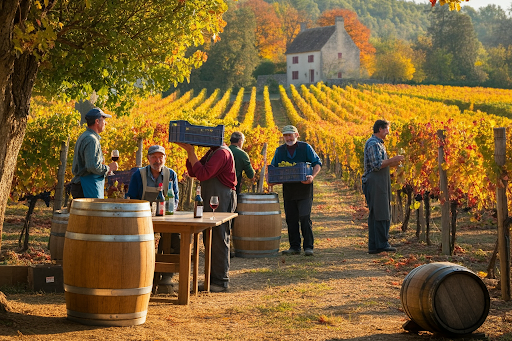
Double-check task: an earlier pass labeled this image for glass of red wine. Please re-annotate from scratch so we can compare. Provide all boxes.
[109,150,119,175]
[210,196,219,220]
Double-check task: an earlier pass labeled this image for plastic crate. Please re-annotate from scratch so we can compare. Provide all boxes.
[168,120,224,147]
[267,162,312,183]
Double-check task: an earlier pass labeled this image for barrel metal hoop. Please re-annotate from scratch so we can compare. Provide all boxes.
[70,208,151,218]
[64,284,153,296]
[51,219,69,224]
[232,236,281,241]
[50,232,66,237]
[236,248,279,254]
[236,211,281,216]
[238,194,278,200]
[238,200,279,204]
[65,231,154,242]
[67,309,147,320]
[66,311,147,326]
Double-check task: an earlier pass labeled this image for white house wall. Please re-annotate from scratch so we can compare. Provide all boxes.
[322,20,360,80]
[287,51,322,86]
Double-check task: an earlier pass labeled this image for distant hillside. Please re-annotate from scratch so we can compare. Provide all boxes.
[271,0,433,40]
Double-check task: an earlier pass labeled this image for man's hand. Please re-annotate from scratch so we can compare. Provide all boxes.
[301,174,314,184]
[108,161,119,172]
[175,142,199,167]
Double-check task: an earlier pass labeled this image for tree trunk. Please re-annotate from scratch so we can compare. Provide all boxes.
[18,195,38,251]
[424,192,431,245]
[0,0,40,254]
[401,185,413,232]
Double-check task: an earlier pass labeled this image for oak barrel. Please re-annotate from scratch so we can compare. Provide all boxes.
[63,198,154,326]
[400,262,490,335]
[49,210,69,263]
[232,193,281,258]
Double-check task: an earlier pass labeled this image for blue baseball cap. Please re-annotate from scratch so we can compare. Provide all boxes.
[85,108,111,120]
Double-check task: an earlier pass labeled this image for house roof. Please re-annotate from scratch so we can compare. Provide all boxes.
[285,26,336,54]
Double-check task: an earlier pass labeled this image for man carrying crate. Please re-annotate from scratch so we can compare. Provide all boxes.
[269,125,322,256]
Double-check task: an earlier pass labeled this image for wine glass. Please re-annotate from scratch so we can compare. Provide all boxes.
[109,150,119,175]
[398,148,405,168]
[210,196,219,220]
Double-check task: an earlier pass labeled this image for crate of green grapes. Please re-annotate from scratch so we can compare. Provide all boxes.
[267,162,312,183]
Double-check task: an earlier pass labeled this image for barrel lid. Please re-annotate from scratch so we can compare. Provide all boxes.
[70,198,151,217]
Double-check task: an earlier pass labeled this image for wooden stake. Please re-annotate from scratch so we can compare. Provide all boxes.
[494,127,510,301]
[437,130,451,255]
[53,137,69,212]
[257,143,267,193]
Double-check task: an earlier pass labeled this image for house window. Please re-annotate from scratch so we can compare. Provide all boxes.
[338,53,342,60]
[308,55,314,62]
[292,71,299,80]
[292,56,299,64]
[338,72,342,79]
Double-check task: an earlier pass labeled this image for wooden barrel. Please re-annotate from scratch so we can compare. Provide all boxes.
[232,193,281,258]
[400,262,490,335]
[49,210,69,263]
[63,198,154,326]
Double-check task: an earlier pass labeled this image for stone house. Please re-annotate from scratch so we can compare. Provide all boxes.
[285,17,360,86]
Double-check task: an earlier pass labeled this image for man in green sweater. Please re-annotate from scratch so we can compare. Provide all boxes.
[228,131,255,194]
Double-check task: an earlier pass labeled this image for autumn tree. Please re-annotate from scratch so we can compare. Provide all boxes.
[372,38,416,83]
[273,1,311,48]
[188,6,260,91]
[317,8,376,76]
[0,0,227,254]
[241,0,286,62]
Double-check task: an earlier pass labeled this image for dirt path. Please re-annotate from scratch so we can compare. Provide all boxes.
[1,171,511,340]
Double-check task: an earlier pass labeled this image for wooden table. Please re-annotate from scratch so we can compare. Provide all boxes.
[151,211,237,305]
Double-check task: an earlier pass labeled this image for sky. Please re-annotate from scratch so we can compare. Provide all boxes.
[413,0,512,10]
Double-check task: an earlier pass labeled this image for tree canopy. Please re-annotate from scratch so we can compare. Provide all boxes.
[0,0,228,253]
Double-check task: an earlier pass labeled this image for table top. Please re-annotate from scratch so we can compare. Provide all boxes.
[152,211,238,227]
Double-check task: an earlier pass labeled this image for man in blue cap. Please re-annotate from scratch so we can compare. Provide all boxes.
[269,125,322,256]
[70,108,118,198]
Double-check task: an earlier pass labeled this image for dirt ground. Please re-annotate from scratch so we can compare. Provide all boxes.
[1,171,511,341]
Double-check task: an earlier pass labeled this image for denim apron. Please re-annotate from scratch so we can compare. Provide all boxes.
[80,173,105,198]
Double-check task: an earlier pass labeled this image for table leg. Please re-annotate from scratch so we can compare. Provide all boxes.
[192,233,199,295]
[203,227,212,292]
[178,232,192,305]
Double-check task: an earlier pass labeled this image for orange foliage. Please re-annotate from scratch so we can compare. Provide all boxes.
[273,2,311,48]
[241,0,286,62]
[317,9,376,73]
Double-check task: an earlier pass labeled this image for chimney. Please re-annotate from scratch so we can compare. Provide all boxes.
[300,22,307,32]
[335,16,344,27]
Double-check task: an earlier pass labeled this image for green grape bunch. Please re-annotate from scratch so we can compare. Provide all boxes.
[278,161,296,167]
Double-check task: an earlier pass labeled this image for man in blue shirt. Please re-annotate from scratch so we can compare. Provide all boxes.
[362,119,404,254]
[126,145,179,292]
[270,125,322,256]
[71,108,118,198]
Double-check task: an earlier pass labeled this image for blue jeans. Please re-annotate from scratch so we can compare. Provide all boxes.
[284,197,314,251]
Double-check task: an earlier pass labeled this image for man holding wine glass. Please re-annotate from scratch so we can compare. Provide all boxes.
[176,142,236,293]
[126,145,180,293]
[70,108,118,199]
[362,119,404,255]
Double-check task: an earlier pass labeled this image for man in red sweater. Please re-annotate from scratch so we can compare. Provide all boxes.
[177,143,237,292]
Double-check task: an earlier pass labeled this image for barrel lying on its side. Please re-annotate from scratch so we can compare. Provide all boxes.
[400,262,490,336]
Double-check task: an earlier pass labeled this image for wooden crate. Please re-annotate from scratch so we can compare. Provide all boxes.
[28,265,64,293]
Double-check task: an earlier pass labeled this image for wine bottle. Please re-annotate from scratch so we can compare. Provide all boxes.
[165,181,175,215]
[155,183,165,217]
[193,185,203,218]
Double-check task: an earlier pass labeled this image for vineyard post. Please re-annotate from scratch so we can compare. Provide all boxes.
[493,127,511,301]
[257,143,267,193]
[53,137,69,212]
[136,137,143,167]
[437,130,451,255]
[418,199,426,242]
